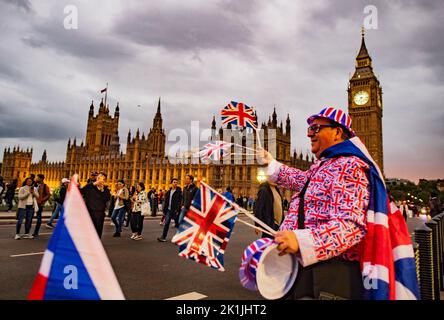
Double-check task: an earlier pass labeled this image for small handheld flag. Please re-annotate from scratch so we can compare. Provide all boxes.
[28,175,124,300]
[197,141,233,161]
[221,101,258,129]
[172,182,238,271]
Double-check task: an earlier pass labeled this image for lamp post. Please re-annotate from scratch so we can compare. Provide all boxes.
[257,169,266,183]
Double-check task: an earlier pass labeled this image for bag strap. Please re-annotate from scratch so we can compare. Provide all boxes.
[297,160,328,230]
[297,179,311,229]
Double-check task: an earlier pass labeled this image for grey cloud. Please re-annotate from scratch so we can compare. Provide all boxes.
[29,24,134,60]
[304,0,444,81]
[21,36,47,48]
[0,103,82,140]
[0,62,22,80]
[113,6,254,52]
[1,0,33,13]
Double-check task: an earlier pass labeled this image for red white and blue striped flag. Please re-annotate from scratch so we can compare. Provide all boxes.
[221,101,258,129]
[172,182,238,271]
[28,176,124,300]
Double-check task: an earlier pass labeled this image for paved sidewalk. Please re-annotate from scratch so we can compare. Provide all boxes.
[0,210,164,225]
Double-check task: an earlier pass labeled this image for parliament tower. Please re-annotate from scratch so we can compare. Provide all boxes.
[348,29,384,173]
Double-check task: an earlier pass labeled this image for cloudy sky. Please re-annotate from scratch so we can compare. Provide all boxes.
[0,0,443,182]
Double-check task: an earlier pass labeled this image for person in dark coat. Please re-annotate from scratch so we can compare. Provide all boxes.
[81,172,111,238]
[151,191,159,217]
[253,181,284,239]
[157,178,182,242]
[429,191,442,218]
[5,179,18,212]
[178,174,198,226]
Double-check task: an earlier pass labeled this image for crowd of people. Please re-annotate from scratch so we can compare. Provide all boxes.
[2,170,259,242]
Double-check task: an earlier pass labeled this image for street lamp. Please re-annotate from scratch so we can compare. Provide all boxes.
[257,169,266,183]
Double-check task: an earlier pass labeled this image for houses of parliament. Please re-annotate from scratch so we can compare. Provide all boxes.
[0,32,384,197]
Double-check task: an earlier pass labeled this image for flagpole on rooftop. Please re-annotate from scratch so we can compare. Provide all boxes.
[105,82,108,107]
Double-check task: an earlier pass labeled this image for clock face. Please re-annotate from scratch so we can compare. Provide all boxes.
[353,91,369,105]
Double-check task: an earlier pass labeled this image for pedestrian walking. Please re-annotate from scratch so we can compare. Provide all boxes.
[253,181,283,239]
[32,174,51,238]
[130,182,149,240]
[222,187,235,203]
[81,172,111,238]
[15,177,39,239]
[111,180,129,237]
[5,179,18,212]
[124,186,136,228]
[152,191,159,217]
[0,176,5,206]
[157,178,182,242]
[46,178,69,228]
[178,174,198,226]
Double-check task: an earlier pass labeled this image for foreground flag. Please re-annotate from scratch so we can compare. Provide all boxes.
[221,101,258,129]
[172,182,238,271]
[322,137,419,300]
[198,141,233,161]
[100,87,107,93]
[28,176,124,300]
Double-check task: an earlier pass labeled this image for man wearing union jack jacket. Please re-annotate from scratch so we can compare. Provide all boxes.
[259,107,369,300]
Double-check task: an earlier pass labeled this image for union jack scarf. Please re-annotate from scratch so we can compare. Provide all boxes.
[321,137,419,300]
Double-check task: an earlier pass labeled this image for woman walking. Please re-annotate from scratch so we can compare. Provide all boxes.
[15,177,39,239]
[130,182,149,241]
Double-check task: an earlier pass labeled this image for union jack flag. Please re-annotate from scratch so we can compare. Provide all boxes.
[197,141,233,161]
[171,182,238,271]
[221,101,258,129]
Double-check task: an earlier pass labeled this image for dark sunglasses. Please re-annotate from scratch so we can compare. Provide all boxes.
[307,124,338,134]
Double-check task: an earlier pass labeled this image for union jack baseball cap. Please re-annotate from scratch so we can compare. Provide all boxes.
[307,107,356,137]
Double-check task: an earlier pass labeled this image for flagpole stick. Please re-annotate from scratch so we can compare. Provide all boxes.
[200,181,277,235]
[236,218,275,237]
[238,208,277,235]
[105,82,108,107]
[255,128,262,149]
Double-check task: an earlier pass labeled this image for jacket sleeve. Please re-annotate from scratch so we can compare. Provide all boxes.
[59,187,67,203]
[18,187,30,200]
[267,160,311,192]
[293,159,369,267]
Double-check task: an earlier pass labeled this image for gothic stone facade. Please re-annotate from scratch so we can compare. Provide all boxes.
[2,98,313,199]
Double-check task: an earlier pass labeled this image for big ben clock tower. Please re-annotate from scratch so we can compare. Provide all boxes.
[348,28,384,173]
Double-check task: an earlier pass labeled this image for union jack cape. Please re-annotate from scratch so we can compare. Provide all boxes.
[322,137,419,300]
[221,101,258,129]
[172,182,239,271]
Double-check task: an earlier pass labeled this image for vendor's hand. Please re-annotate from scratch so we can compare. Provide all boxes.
[257,147,274,165]
[275,231,299,256]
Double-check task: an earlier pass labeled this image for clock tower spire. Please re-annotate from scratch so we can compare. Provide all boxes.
[348,28,384,173]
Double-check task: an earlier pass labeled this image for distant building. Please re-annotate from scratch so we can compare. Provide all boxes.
[1,98,314,198]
